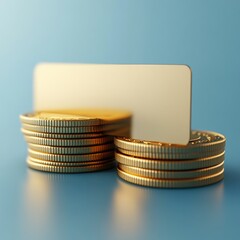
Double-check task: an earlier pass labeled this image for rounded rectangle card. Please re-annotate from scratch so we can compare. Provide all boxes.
[34,64,191,145]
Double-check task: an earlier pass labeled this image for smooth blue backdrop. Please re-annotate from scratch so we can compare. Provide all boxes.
[0,1,240,240]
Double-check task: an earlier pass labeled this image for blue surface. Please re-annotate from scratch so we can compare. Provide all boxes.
[0,1,240,239]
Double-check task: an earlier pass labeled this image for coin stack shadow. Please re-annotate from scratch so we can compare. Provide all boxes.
[20,111,132,173]
[114,130,226,188]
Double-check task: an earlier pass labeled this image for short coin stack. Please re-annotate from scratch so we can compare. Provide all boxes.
[20,109,131,173]
[115,130,226,188]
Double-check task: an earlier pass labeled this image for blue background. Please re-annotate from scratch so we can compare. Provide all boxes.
[0,0,240,239]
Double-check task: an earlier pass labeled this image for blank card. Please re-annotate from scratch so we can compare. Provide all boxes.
[34,64,191,145]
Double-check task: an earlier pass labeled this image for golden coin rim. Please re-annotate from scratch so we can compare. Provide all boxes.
[117,146,225,160]
[21,128,104,139]
[20,109,132,127]
[115,151,225,170]
[35,109,132,122]
[28,148,114,162]
[21,127,131,138]
[118,161,224,179]
[27,158,115,173]
[115,130,226,150]
[20,112,101,127]
[28,156,115,167]
[117,168,224,188]
[24,135,113,147]
[22,121,131,134]
[28,142,115,154]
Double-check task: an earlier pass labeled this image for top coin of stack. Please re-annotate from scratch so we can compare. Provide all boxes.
[20,109,132,173]
[115,130,226,188]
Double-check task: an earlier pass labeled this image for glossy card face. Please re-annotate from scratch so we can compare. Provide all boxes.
[34,64,191,145]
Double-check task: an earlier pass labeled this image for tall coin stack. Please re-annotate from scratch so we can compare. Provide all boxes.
[20,109,131,173]
[115,130,226,188]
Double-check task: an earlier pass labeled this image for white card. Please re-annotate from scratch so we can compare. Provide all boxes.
[34,63,191,145]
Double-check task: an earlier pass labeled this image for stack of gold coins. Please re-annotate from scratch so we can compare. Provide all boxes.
[20,109,132,173]
[115,130,226,188]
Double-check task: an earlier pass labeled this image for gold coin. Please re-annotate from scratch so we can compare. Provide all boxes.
[22,127,131,139]
[20,112,100,127]
[117,147,224,160]
[118,162,224,179]
[28,148,114,162]
[20,109,132,127]
[27,158,115,173]
[21,128,104,139]
[117,168,224,188]
[115,130,226,159]
[28,143,114,154]
[38,109,132,123]
[22,123,102,133]
[24,135,113,146]
[22,120,131,134]
[115,151,225,170]
[28,156,114,167]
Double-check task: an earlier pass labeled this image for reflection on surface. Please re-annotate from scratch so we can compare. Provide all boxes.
[110,176,225,235]
[22,168,84,237]
[212,180,224,209]
[21,167,226,239]
[111,178,148,234]
[22,169,54,235]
